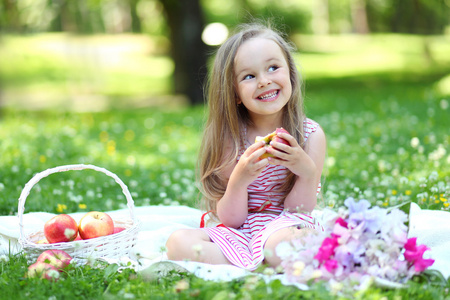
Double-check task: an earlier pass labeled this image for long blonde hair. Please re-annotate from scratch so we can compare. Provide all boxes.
[198,23,306,214]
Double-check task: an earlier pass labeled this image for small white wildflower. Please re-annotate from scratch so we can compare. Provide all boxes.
[0,254,9,262]
[129,180,138,188]
[293,261,305,276]
[429,171,439,182]
[263,267,276,276]
[410,137,420,148]
[276,241,294,259]
[47,269,60,280]
[399,177,409,185]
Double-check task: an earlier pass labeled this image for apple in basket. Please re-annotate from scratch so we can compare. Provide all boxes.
[78,211,114,239]
[255,127,290,159]
[37,249,72,270]
[27,262,60,281]
[113,227,126,234]
[44,214,78,243]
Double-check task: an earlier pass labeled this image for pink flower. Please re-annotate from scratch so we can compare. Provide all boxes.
[324,259,339,272]
[404,237,435,272]
[315,234,339,263]
[335,217,348,228]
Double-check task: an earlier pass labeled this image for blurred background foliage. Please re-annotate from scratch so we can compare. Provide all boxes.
[0,0,449,107]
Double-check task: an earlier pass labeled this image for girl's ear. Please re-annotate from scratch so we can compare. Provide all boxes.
[235,92,242,105]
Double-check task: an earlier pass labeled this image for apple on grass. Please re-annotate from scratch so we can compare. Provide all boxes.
[27,262,60,281]
[37,249,72,270]
[78,211,114,239]
[44,214,78,243]
[255,127,290,159]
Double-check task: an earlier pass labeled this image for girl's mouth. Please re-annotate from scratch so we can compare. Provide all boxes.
[257,90,279,102]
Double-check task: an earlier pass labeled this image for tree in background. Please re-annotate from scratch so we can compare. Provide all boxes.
[159,0,208,105]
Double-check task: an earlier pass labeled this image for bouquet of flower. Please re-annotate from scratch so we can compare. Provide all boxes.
[277,198,435,290]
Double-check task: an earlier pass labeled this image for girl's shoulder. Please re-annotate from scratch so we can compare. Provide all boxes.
[303,118,320,136]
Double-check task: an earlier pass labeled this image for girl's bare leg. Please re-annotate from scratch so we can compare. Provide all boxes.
[166,228,232,265]
[263,226,317,267]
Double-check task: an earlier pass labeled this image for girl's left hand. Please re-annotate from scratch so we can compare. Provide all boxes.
[265,132,317,179]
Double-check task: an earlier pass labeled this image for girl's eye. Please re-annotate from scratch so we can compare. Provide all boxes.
[243,74,254,80]
[268,65,279,72]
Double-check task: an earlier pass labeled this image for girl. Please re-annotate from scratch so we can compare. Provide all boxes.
[166,23,326,270]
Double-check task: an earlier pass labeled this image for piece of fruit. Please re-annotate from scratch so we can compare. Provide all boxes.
[113,227,126,234]
[44,214,78,243]
[27,262,60,281]
[78,211,114,239]
[255,127,290,159]
[36,250,72,271]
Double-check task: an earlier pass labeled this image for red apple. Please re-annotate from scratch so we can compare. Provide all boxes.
[27,262,60,281]
[78,211,114,239]
[113,227,126,234]
[44,214,78,243]
[255,127,290,159]
[37,250,72,270]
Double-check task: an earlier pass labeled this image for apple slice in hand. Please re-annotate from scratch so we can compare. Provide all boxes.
[255,127,290,159]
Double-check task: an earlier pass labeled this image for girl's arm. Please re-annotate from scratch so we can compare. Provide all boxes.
[216,140,268,228]
[267,126,326,212]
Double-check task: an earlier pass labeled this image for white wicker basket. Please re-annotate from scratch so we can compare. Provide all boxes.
[18,164,141,265]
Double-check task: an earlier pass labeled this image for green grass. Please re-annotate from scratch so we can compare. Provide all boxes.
[0,33,449,299]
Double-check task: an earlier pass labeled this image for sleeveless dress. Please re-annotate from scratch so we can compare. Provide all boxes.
[201,119,324,270]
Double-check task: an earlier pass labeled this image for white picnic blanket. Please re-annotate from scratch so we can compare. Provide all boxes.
[1,203,449,280]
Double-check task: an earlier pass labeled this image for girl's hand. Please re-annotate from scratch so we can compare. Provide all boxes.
[265,132,317,179]
[229,140,269,188]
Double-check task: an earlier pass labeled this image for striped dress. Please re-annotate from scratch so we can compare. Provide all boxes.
[202,119,324,270]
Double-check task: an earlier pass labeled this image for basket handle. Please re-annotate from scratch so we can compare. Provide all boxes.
[18,164,136,242]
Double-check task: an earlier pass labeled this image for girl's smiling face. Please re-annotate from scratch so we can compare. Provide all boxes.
[234,37,292,120]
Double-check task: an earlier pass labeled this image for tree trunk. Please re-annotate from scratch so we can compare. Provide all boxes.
[312,0,330,35]
[159,0,208,105]
[129,0,141,33]
[350,0,370,34]
[1,0,21,32]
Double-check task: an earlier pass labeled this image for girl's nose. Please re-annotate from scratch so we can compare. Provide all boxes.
[258,76,272,88]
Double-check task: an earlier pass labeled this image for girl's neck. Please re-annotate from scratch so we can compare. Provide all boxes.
[247,113,283,137]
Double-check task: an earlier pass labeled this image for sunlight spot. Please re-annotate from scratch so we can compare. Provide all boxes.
[202,23,228,46]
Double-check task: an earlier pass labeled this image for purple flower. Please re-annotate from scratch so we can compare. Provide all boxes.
[345,198,370,214]
[279,199,435,290]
